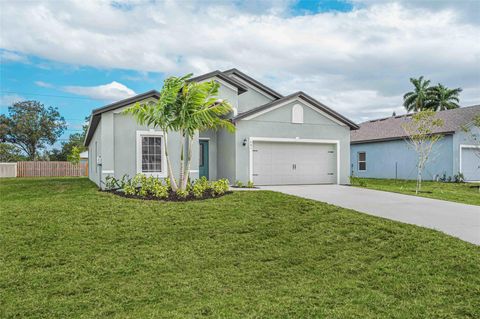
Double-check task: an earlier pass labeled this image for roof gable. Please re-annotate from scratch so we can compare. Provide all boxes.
[233,91,359,130]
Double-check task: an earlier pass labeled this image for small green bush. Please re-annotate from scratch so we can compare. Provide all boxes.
[453,172,465,183]
[193,177,210,198]
[123,184,136,196]
[164,177,171,189]
[110,174,229,201]
[212,179,229,196]
[104,176,118,190]
[176,189,188,199]
[151,181,168,198]
[247,181,255,188]
[235,180,244,188]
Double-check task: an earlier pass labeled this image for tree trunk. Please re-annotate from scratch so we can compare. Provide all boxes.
[163,132,178,191]
[416,166,422,195]
[178,131,185,191]
[181,135,194,190]
[29,144,36,161]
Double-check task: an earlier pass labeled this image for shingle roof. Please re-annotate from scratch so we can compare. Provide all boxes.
[188,70,248,94]
[84,90,161,146]
[351,105,480,144]
[223,68,283,99]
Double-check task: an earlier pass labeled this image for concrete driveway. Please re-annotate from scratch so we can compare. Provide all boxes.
[260,185,480,245]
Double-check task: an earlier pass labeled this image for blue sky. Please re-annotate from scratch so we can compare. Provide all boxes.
[1,56,165,143]
[1,0,479,148]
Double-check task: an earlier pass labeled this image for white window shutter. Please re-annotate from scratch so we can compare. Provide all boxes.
[292,104,304,124]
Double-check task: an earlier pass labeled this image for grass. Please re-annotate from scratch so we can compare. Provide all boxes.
[1,178,479,318]
[351,178,480,206]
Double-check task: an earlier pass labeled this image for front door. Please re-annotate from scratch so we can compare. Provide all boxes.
[199,140,209,179]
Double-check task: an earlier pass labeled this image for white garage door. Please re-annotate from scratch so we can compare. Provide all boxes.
[461,147,480,181]
[252,141,337,185]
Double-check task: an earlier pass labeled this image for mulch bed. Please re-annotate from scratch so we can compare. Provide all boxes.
[230,186,259,189]
[103,189,232,202]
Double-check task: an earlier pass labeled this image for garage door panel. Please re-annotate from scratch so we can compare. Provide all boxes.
[462,148,480,181]
[252,141,337,185]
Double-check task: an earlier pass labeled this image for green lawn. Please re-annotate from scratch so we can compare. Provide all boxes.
[352,178,480,206]
[1,178,479,318]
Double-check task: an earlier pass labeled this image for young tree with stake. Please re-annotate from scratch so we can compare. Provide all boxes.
[402,110,444,194]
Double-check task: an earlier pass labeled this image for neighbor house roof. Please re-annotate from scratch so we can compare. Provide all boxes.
[232,91,359,130]
[223,68,283,99]
[351,105,480,144]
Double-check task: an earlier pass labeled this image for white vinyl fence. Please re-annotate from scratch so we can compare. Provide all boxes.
[0,163,17,178]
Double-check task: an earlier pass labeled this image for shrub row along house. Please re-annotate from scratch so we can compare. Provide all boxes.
[84,69,358,188]
[351,105,480,182]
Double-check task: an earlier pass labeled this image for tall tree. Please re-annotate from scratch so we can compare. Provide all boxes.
[124,74,234,192]
[426,83,462,111]
[48,116,89,161]
[0,101,66,160]
[0,143,26,162]
[403,76,432,112]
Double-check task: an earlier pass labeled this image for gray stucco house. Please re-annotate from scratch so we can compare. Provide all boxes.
[350,105,480,182]
[84,69,358,188]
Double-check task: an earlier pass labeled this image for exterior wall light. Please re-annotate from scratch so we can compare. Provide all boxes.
[243,138,247,146]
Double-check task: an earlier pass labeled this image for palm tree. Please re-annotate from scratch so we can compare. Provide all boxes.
[124,74,234,192]
[403,76,432,112]
[124,74,190,191]
[426,83,462,111]
[171,80,235,190]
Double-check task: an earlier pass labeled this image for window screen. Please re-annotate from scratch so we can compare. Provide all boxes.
[141,136,162,172]
[358,152,366,171]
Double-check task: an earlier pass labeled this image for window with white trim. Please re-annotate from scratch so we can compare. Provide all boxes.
[141,136,162,172]
[136,131,165,176]
[292,104,304,124]
[358,152,366,171]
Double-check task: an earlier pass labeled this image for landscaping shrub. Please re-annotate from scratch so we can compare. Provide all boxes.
[233,180,255,188]
[104,174,130,190]
[453,172,465,183]
[150,179,168,199]
[212,179,229,196]
[103,174,230,201]
[192,176,211,198]
[175,188,189,199]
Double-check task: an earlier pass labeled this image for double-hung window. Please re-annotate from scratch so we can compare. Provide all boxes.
[358,152,366,171]
[136,131,166,177]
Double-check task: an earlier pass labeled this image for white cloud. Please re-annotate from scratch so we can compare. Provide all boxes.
[0,50,28,63]
[34,81,54,88]
[0,94,25,107]
[63,81,136,101]
[0,0,479,121]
